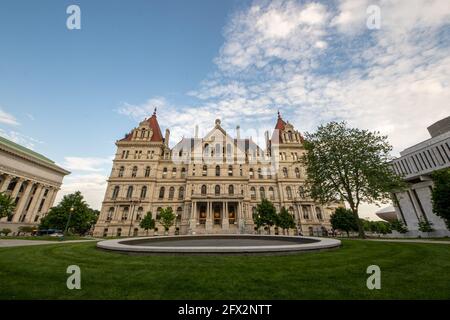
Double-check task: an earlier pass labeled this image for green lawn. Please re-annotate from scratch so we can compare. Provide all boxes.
[0,240,449,299]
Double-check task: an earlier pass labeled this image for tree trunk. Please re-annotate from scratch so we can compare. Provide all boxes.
[346,231,349,237]
[352,208,365,238]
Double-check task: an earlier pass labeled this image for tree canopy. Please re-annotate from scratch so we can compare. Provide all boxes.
[158,207,176,232]
[39,191,99,235]
[431,168,450,229]
[254,198,278,234]
[0,192,15,219]
[303,121,404,238]
[139,212,156,235]
[277,207,296,234]
[330,207,358,237]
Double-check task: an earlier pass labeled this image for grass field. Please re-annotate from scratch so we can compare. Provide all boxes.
[0,236,93,241]
[0,239,449,299]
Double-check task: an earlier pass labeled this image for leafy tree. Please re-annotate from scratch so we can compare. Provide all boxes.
[0,192,15,219]
[255,198,278,234]
[18,226,35,236]
[39,191,98,235]
[303,121,404,238]
[418,220,434,233]
[431,168,450,229]
[330,207,358,237]
[0,228,12,236]
[390,219,408,233]
[277,207,296,235]
[139,212,155,236]
[158,207,176,234]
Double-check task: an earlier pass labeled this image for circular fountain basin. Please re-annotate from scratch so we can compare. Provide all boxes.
[97,234,341,255]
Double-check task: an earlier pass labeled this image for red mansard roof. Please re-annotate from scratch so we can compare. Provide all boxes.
[120,111,164,142]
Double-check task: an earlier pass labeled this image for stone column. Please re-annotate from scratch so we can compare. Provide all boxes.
[26,184,45,223]
[12,181,34,222]
[10,178,24,201]
[222,201,229,231]
[189,201,196,231]
[0,174,13,192]
[41,187,57,215]
[205,201,212,232]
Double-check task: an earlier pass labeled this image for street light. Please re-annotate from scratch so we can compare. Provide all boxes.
[62,206,75,239]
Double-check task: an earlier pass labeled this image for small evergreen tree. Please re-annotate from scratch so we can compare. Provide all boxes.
[431,168,450,229]
[0,192,15,219]
[255,199,278,234]
[0,228,12,236]
[139,212,155,236]
[418,220,434,233]
[390,219,408,233]
[158,207,176,234]
[330,207,358,237]
[277,207,296,235]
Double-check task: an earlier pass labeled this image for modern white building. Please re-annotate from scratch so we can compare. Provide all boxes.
[391,116,450,237]
[0,136,70,234]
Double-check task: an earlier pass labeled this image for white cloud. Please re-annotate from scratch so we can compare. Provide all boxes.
[60,156,113,172]
[0,129,43,150]
[55,173,109,210]
[0,108,19,126]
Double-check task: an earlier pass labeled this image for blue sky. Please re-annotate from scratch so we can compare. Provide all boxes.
[0,0,449,215]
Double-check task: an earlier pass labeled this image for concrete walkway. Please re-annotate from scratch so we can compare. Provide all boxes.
[0,239,99,248]
[365,239,450,245]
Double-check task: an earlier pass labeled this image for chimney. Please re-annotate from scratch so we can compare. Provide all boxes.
[165,128,170,146]
[265,130,270,152]
[236,125,241,139]
[195,125,199,139]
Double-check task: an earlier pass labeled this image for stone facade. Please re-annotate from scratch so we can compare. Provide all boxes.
[0,136,70,234]
[391,116,450,237]
[93,111,340,237]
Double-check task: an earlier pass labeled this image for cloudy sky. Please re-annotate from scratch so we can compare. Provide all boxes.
[0,0,449,218]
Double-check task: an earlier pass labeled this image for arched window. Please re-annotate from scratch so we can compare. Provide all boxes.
[126,186,133,199]
[156,207,162,220]
[140,186,147,199]
[288,131,293,141]
[159,187,165,199]
[136,207,143,221]
[202,165,207,176]
[122,207,129,220]
[228,185,234,195]
[204,144,210,157]
[215,185,220,196]
[169,187,175,199]
[181,167,186,178]
[106,207,114,221]
[226,143,232,156]
[215,144,221,156]
[176,207,182,222]
[289,206,295,219]
[250,187,256,200]
[172,167,177,178]
[259,187,265,199]
[178,187,185,199]
[283,167,288,178]
[228,165,233,176]
[299,186,305,198]
[269,187,275,200]
[215,165,220,176]
[249,168,254,178]
[239,165,243,176]
[295,167,300,178]
[145,166,151,177]
[258,168,262,179]
[131,166,138,177]
[316,207,323,220]
[162,167,168,178]
[118,166,125,177]
[201,185,207,195]
[117,228,122,237]
[112,186,120,200]
[286,186,292,199]
[302,205,310,219]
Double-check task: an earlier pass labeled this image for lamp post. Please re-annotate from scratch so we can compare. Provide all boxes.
[62,206,74,240]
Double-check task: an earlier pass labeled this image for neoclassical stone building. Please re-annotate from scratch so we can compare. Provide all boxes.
[94,111,340,237]
[0,136,70,234]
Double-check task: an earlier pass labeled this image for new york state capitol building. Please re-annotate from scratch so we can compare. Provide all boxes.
[93,111,340,237]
